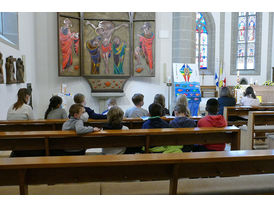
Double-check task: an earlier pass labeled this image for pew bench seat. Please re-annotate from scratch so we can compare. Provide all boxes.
[1,174,274,195]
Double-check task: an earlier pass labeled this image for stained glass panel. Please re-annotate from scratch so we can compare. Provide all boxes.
[200,33,207,44]
[247,43,255,56]
[237,44,245,56]
[200,45,207,57]
[196,12,208,70]
[237,57,245,69]
[239,12,246,16]
[196,13,202,23]
[200,56,207,69]
[201,26,207,33]
[238,30,245,42]
[238,17,246,30]
[200,17,205,25]
[247,57,254,69]
[248,16,256,29]
[248,29,255,42]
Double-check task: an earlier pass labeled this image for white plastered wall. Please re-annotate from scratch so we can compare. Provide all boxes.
[0,13,37,120]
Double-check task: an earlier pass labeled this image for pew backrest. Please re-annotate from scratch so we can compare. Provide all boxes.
[247,111,274,149]
[1,149,274,195]
[224,106,274,126]
[0,126,240,155]
[0,117,202,131]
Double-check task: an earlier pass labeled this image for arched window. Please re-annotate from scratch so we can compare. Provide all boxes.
[195,12,215,75]
[231,12,262,75]
[237,12,256,70]
[196,12,208,70]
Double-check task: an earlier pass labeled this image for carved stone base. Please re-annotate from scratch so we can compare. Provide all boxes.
[86,77,127,93]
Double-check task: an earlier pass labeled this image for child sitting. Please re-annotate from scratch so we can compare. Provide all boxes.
[62,103,101,155]
[142,103,169,129]
[240,86,260,106]
[194,98,227,151]
[171,94,190,117]
[102,106,127,155]
[153,94,170,116]
[74,93,107,119]
[169,104,196,128]
[142,103,182,153]
[44,95,67,119]
[169,104,196,152]
[125,93,149,118]
[102,98,117,115]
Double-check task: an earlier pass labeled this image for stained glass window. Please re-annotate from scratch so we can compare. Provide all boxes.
[196,12,208,70]
[236,12,256,70]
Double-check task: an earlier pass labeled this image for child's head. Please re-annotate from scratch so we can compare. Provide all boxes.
[49,96,62,108]
[174,104,188,117]
[220,87,233,98]
[69,103,85,119]
[107,106,124,126]
[148,103,162,117]
[44,96,63,119]
[244,86,256,99]
[206,98,219,115]
[153,94,165,108]
[176,94,188,107]
[106,98,117,109]
[132,93,144,107]
[74,93,86,105]
[13,88,31,110]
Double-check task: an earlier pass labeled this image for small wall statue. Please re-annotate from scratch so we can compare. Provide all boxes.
[0,52,4,84]
[16,58,24,83]
[5,56,17,84]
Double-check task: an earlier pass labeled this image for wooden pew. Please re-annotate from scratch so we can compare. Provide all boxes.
[241,111,274,150]
[223,106,274,126]
[0,127,240,155]
[200,85,218,97]
[1,150,274,195]
[0,116,202,131]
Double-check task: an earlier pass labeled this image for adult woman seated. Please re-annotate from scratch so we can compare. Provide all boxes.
[217,87,236,116]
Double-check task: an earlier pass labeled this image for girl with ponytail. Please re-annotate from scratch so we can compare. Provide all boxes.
[44,96,67,119]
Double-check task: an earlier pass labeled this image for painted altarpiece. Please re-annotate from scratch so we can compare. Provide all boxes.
[57,12,155,92]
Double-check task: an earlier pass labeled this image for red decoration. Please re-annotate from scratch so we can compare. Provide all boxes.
[105,81,111,87]
[135,67,144,73]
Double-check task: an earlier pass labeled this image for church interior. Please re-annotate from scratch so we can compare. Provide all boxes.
[1,1,274,199]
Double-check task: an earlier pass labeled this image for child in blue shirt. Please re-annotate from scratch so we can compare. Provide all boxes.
[142,103,182,153]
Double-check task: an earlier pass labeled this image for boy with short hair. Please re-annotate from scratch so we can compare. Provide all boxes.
[74,93,107,119]
[125,93,149,118]
[142,103,182,153]
[62,103,101,134]
[195,98,227,151]
[62,103,101,155]
[142,103,168,129]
